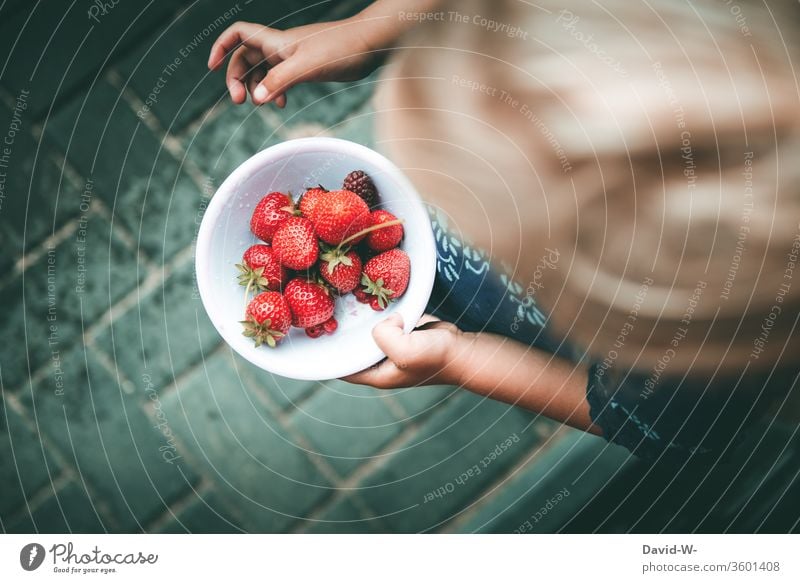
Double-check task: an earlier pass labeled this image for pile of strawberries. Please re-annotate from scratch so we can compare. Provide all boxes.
[237,170,411,348]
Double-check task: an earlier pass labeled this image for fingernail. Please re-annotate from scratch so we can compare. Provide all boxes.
[253,85,268,102]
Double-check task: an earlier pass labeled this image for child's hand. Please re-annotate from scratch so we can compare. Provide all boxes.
[342,313,469,388]
[207,18,382,108]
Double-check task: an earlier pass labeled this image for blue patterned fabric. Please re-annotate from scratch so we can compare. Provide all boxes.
[424,210,761,465]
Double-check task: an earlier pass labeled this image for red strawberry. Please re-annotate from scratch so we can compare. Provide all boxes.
[305,324,325,338]
[360,248,411,310]
[319,247,362,293]
[310,189,371,245]
[236,244,287,292]
[250,192,294,242]
[343,170,378,207]
[322,317,338,334]
[284,278,335,329]
[353,288,370,304]
[299,186,328,220]
[272,216,319,270]
[241,291,292,348]
[304,316,338,338]
[366,210,403,252]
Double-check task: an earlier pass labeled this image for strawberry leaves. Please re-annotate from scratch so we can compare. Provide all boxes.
[361,273,395,309]
[240,316,285,348]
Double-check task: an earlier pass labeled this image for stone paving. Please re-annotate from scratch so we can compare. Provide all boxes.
[1,0,799,533]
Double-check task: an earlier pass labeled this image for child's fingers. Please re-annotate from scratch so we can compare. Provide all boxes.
[341,359,404,389]
[252,58,305,105]
[208,21,268,70]
[372,313,416,367]
[225,47,253,104]
[246,69,266,103]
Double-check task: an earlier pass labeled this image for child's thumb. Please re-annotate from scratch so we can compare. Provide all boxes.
[252,59,304,105]
[372,313,410,363]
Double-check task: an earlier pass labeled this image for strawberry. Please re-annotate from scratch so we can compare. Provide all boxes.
[310,189,371,245]
[250,192,294,242]
[241,291,292,348]
[236,244,287,292]
[299,186,328,220]
[360,248,411,310]
[366,210,404,252]
[284,278,335,329]
[319,247,362,293]
[304,316,338,338]
[343,170,378,207]
[272,216,319,270]
[353,287,370,304]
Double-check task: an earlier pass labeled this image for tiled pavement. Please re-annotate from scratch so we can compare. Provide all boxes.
[2,1,800,534]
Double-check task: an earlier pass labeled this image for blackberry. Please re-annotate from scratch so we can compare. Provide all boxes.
[342,170,378,207]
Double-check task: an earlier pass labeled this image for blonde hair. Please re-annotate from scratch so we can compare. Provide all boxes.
[376,0,800,396]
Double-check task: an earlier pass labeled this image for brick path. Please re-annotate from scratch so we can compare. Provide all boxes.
[1,1,799,534]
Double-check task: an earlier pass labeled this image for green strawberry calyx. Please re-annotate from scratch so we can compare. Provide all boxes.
[236,263,271,292]
[361,273,395,309]
[240,316,285,349]
[319,244,353,275]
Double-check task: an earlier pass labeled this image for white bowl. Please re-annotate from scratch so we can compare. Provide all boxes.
[195,137,436,380]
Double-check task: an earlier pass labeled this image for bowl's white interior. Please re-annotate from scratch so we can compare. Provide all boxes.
[196,138,436,380]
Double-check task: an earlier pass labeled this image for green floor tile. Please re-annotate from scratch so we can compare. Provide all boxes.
[288,380,404,478]
[22,349,199,531]
[94,260,220,392]
[0,215,143,390]
[357,391,547,532]
[0,398,61,520]
[160,350,332,532]
[6,480,107,534]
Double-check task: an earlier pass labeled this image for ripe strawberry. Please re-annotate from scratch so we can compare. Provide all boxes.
[310,189,371,245]
[299,186,328,220]
[250,192,294,242]
[319,247,362,293]
[343,170,378,207]
[366,210,403,252]
[353,287,370,304]
[241,291,292,348]
[360,248,411,310]
[284,278,335,329]
[304,316,338,338]
[272,216,319,270]
[236,244,287,292]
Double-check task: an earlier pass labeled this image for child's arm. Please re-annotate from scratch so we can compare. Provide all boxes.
[208,0,445,107]
[343,314,602,435]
